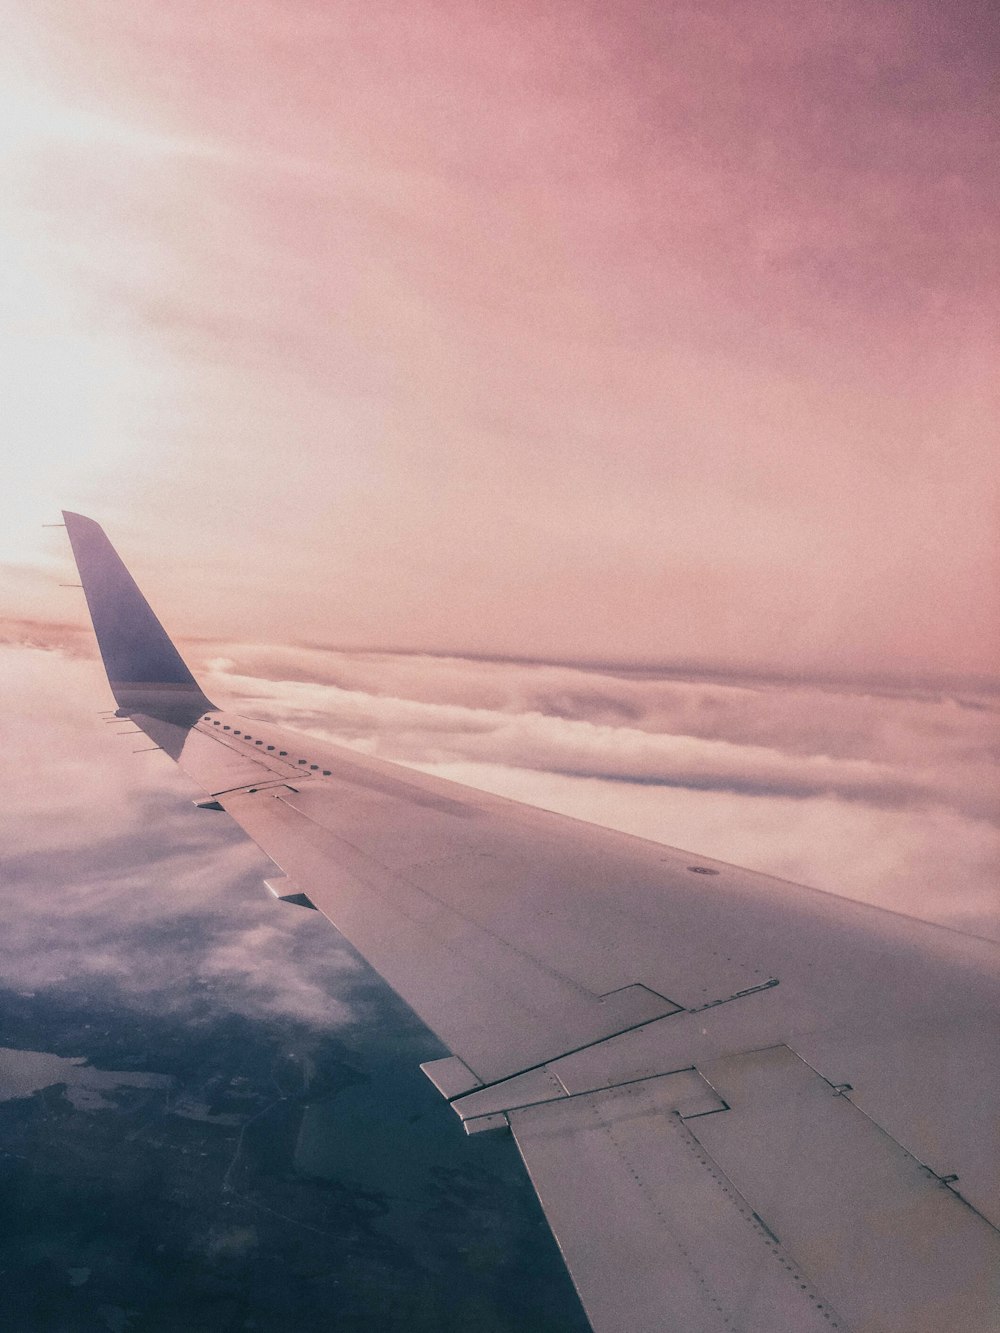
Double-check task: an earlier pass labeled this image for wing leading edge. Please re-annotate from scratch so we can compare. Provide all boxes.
[63,514,1000,1333]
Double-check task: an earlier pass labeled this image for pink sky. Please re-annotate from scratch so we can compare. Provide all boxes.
[3,20,997,1321]
[2,1,997,679]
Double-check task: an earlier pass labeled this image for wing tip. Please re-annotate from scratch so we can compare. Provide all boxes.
[63,510,214,716]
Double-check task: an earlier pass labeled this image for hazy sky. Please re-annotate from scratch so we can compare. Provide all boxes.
[2,0,997,678]
[2,15,996,1326]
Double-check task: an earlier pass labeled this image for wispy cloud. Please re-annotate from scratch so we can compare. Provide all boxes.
[203,645,999,819]
[4,629,998,1045]
[1,645,366,1026]
[3,794,361,1027]
[197,639,1000,939]
[1,2,996,675]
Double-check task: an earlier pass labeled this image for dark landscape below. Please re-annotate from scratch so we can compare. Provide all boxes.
[0,965,588,1332]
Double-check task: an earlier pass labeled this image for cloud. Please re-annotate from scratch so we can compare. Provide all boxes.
[0,645,195,856]
[2,796,362,1028]
[0,615,95,657]
[192,639,999,940]
[0,643,365,1027]
[200,644,1000,822]
[86,634,997,938]
[2,2,996,678]
[5,627,997,1040]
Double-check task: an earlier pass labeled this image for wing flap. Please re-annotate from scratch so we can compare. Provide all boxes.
[509,1075,842,1333]
[511,1047,1000,1333]
[684,1045,1000,1333]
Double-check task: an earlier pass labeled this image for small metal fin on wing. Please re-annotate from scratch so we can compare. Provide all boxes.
[263,876,317,909]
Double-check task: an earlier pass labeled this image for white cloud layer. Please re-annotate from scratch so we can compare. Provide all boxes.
[3,632,997,1042]
[201,642,999,940]
[1,645,363,1026]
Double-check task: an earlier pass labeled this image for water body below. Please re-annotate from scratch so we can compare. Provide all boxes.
[0,1045,171,1111]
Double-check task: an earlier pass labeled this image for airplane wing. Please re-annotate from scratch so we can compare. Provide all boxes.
[63,511,1000,1333]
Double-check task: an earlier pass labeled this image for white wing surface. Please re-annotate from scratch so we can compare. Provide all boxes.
[63,512,1000,1332]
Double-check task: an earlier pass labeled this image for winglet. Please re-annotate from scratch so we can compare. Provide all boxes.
[63,512,214,718]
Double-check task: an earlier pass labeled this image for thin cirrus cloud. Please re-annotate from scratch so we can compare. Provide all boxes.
[0,1,996,678]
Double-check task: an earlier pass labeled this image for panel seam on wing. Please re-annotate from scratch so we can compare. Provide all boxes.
[658,1108,850,1330]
